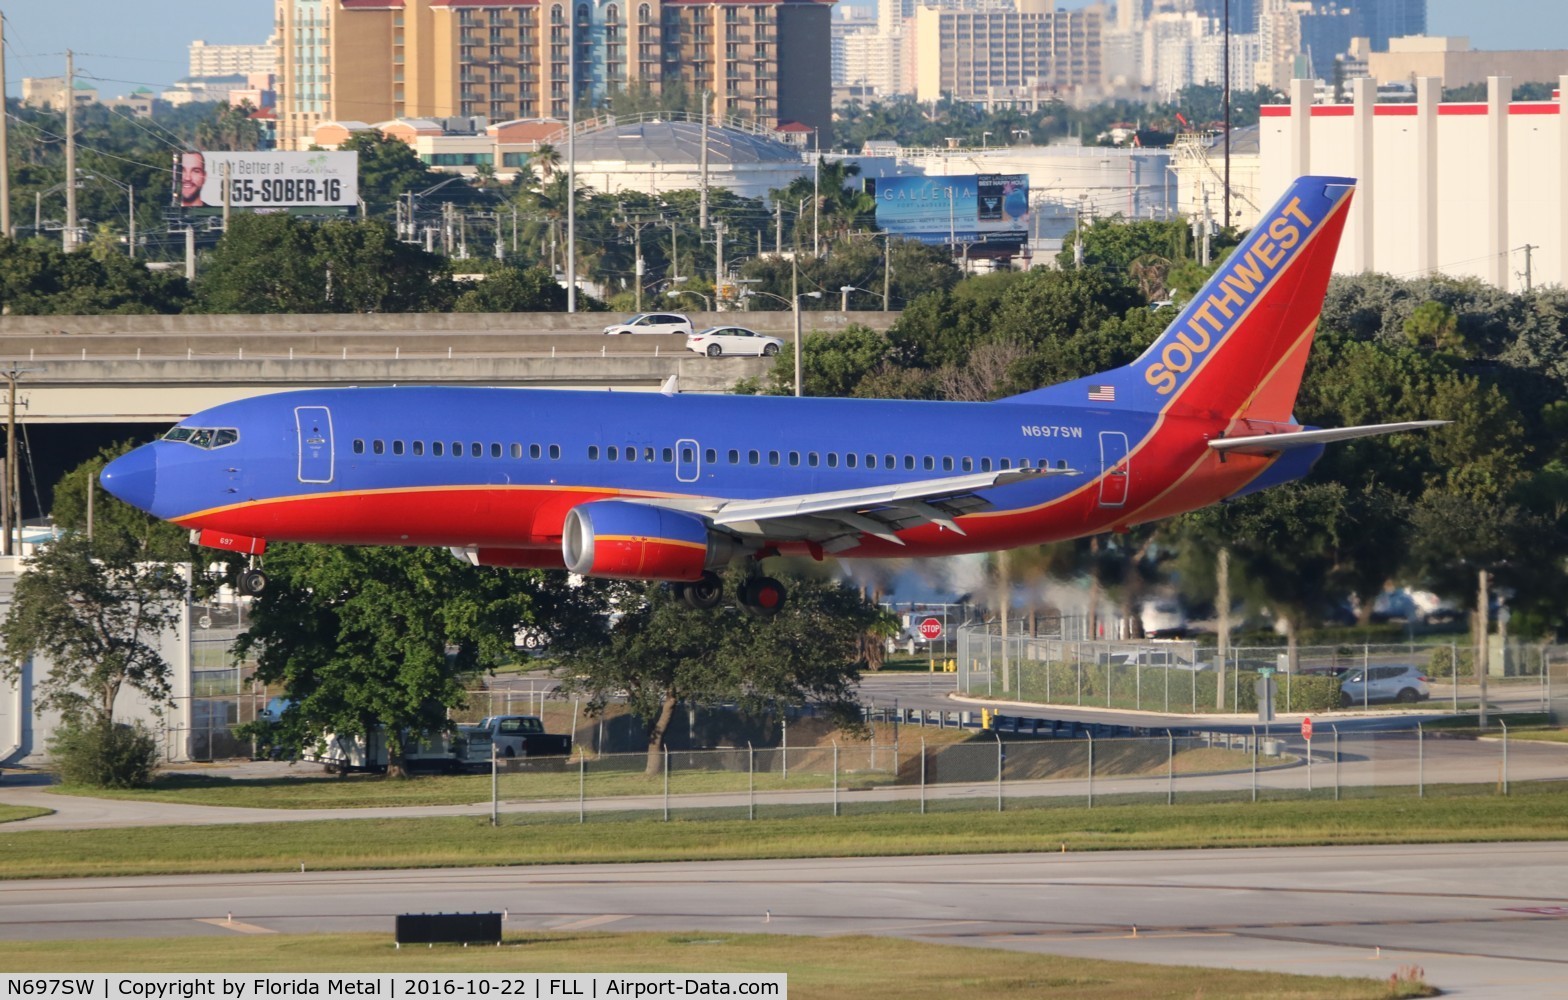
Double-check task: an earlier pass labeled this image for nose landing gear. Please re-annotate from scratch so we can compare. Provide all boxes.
[238,559,268,596]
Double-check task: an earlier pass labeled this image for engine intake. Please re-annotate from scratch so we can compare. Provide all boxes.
[562,501,738,581]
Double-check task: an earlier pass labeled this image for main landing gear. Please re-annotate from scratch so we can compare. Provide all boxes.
[670,572,787,617]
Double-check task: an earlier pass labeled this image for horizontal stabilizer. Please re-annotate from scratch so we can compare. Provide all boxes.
[1209,421,1447,455]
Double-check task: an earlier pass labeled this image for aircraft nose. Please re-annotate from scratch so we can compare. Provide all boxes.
[100,446,158,513]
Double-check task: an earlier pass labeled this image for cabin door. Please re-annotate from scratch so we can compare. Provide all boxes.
[296,406,335,484]
[675,438,700,483]
[1097,430,1129,508]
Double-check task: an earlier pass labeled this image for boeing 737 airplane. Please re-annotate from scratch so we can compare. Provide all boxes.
[101,176,1439,615]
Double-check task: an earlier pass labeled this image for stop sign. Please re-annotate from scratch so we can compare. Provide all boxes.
[1301,717,1313,741]
[917,617,944,640]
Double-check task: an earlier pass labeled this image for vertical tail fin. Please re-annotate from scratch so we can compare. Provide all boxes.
[1008,176,1355,420]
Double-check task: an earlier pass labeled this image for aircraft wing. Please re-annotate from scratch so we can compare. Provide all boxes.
[639,466,1079,550]
[1209,421,1447,456]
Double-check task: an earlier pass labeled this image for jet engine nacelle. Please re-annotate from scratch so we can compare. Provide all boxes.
[561,500,738,581]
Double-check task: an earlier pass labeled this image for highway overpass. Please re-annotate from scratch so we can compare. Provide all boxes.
[0,311,898,422]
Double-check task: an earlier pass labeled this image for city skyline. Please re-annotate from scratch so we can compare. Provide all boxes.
[1,1,1565,98]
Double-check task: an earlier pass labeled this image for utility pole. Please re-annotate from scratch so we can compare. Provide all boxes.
[493,210,503,259]
[185,227,196,281]
[812,129,820,256]
[1521,244,1535,292]
[64,50,77,250]
[715,222,728,291]
[775,200,783,255]
[566,5,577,313]
[1201,188,1212,266]
[883,234,891,311]
[1073,196,1084,270]
[669,217,680,282]
[621,214,656,311]
[1223,0,1232,229]
[699,91,711,232]
[1,367,41,558]
[0,17,10,239]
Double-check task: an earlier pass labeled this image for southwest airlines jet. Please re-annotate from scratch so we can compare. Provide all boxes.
[101,176,1437,615]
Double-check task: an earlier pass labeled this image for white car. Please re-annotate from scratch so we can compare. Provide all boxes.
[602,312,694,336]
[686,326,784,357]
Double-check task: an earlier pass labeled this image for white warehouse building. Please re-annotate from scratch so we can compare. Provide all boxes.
[1260,75,1568,292]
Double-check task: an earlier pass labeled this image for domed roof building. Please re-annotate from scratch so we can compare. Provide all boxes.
[564,113,810,203]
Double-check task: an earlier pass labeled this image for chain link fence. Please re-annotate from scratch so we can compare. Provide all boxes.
[485,723,1568,824]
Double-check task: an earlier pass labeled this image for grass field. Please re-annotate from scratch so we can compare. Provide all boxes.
[5,782,1566,880]
[0,932,1436,999]
[0,803,52,823]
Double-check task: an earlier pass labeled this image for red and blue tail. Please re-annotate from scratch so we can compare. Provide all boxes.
[1010,175,1355,423]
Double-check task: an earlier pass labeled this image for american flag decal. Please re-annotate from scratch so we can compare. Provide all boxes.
[1088,384,1116,402]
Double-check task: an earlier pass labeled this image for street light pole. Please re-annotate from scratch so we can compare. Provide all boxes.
[1,367,41,557]
[792,258,802,397]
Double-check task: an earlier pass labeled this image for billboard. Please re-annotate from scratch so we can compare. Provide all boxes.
[870,173,1029,249]
[173,151,359,211]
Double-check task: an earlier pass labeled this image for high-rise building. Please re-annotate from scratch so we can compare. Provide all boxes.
[911,0,1104,104]
[189,39,280,78]
[275,0,832,152]
[1356,0,1424,51]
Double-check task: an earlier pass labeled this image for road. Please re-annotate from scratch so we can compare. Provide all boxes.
[3,845,1566,997]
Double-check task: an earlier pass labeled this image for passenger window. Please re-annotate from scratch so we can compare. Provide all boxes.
[923,456,935,471]
[979,458,990,471]
[451,441,462,456]
[845,453,857,469]
[607,446,618,461]
[748,450,759,465]
[942,457,954,471]
[789,451,800,467]
[393,441,405,456]
[961,457,973,472]
[511,443,523,458]
[625,448,635,462]
[999,458,1010,469]
[705,449,717,463]
[644,447,655,462]
[1056,459,1068,469]
[662,447,673,462]
[433,441,444,456]
[826,453,839,468]
[728,449,739,464]
[373,440,385,455]
[905,455,915,470]
[471,442,482,457]
[491,443,502,458]
[808,452,819,467]
[353,439,365,454]
[769,451,780,466]
[550,445,561,459]
[413,441,424,456]
[682,446,694,463]
[884,454,895,469]
[588,446,600,460]
[530,444,541,459]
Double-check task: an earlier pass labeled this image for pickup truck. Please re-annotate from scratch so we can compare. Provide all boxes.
[466,715,573,759]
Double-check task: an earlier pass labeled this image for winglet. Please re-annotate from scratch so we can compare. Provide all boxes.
[660,374,679,396]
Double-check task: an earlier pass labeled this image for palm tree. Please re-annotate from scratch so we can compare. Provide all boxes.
[531,143,561,181]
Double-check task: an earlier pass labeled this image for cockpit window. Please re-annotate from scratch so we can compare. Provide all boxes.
[162,425,239,450]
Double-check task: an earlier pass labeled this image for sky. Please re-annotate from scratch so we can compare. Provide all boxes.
[2,1,1565,97]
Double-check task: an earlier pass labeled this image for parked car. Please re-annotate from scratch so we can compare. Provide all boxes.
[602,312,694,336]
[686,326,784,357]
[1339,664,1431,707]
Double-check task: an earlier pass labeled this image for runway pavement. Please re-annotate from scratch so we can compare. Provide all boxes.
[2,845,1565,998]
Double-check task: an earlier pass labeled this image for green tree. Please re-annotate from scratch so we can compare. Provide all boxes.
[0,450,198,785]
[553,573,890,774]
[235,544,544,776]
[0,238,191,315]
[339,132,454,218]
[453,266,568,312]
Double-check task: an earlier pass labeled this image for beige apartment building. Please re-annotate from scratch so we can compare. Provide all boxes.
[1368,36,1568,91]
[275,0,831,152]
[911,0,1103,105]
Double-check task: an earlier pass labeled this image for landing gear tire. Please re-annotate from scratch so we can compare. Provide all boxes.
[739,576,786,617]
[239,568,268,596]
[680,571,724,610]
[706,343,723,357]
